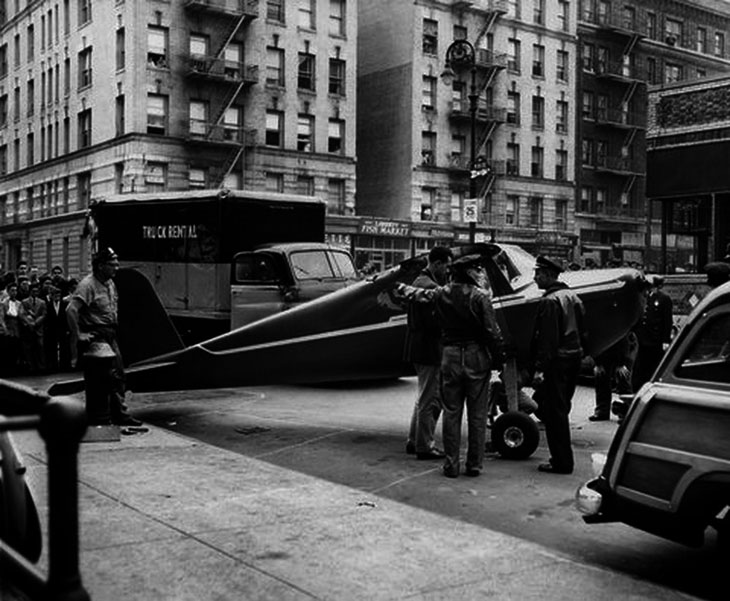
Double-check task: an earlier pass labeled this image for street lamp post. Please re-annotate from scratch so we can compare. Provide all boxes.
[442,39,478,244]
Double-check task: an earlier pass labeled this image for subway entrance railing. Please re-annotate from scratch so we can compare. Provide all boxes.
[0,379,89,601]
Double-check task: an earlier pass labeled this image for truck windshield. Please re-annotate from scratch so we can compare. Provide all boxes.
[329,250,358,279]
[290,251,336,280]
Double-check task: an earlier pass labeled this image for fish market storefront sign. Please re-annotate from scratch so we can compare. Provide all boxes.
[358,219,412,237]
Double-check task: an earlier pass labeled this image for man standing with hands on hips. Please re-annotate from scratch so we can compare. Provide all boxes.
[530,255,585,475]
[66,247,142,427]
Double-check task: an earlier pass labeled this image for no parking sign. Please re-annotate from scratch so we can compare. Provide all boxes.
[463,198,478,223]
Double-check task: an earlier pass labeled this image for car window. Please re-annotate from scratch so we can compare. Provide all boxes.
[675,312,730,384]
[290,251,335,280]
[329,250,358,279]
[234,254,280,284]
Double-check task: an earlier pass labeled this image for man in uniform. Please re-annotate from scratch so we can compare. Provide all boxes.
[530,255,585,474]
[631,275,673,391]
[403,245,452,460]
[66,247,142,426]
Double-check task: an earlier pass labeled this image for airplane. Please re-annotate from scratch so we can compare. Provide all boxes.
[48,242,645,398]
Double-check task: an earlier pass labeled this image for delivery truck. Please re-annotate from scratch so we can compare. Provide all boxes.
[89,189,359,343]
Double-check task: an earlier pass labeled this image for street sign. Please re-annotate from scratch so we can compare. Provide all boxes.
[463,198,478,223]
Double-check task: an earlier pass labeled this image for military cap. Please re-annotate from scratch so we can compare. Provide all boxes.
[451,254,484,270]
[94,247,118,263]
[535,255,563,274]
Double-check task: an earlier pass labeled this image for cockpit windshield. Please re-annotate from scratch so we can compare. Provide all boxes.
[492,245,535,292]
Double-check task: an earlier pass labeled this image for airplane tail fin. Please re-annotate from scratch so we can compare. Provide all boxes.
[115,268,185,365]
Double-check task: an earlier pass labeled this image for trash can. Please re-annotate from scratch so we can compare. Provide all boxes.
[82,341,117,425]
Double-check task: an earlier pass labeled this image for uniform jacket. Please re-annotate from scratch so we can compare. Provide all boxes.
[530,281,585,372]
[635,289,673,347]
[402,269,441,365]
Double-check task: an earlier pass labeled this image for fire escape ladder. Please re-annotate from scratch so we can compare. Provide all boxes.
[622,34,641,57]
[477,121,497,156]
[621,175,637,205]
[217,145,245,188]
[208,81,246,137]
[621,80,639,105]
[623,126,638,150]
[479,171,497,199]
[213,13,247,62]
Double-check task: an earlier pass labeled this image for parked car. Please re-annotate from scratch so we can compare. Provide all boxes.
[576,281,730,552]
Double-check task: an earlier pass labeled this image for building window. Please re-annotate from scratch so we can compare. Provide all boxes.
[77,171,91,209]
[63,117,69,153]
[423,19,438,55]
[420,188,435,221]
[189,100,207,136]
[77,109,91,148]
[297,175,315,196]
[327,179,346,215]
[597,0,610,25]
[12,138,19,172]
[298,52,315,90]
[556,149,568,180]
[558,0,569,31]
[147,94,168,135]
[422,75,436,110]
[0,44,7,78]
[453,25,467,41]
[507,89,520,124]
[78,47,92,88]
[665,18,682,46]
[665,62,682,84]
[13,34,19,68]
[507,141,519,175]
[190,34,209,61]
[646,57,657,84]
[450,190,464,222]
[266,47,285,86]
[697,68,706,79]
[532,44,544,77]
[116,27,125,70]
[328,118,344,154]
[646,12,657,39]
[507,38,521,72]
[64,57,70,95]
[297,114,313,151]
[697,27,707,54]
[582,91,594,120]
[596,140,607,167]
[27,24,34,62]
[223,43,243,79]
[26,79,34,117]
[144,161,167,191]
[555,198,567,229]
[556,49,568,82]
[529,196,542,227]
[329,58,345,95]
[0,144,6,176]
[147,26,168,69]
[582,138,594,166]
[505,195,519,225]
[451,134,466,166]
[582,42,594,72]
[530,145,543,178]
[223,106,242,141]
[531,95,544,129]
[421,131,436,165]
[79,0,91,26]
[298,0,315,29]
[265,110,283,147]
[556,99,568,133]
[189,168,207,189]
[715,32,725,57]
[267,0,285,23]
[533,0,544,26]
[0,94,6,128]
[266,172,284,192]
[115,94,125,136]
[596,188,607,212]
[329,0,345,37]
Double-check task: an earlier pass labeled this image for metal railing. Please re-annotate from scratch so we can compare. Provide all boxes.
[0,380,89,601]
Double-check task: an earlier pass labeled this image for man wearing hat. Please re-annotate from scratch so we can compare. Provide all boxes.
[398,254,504,478]
[530,255,585,474]
[704,261,730,289]
[66,247,142,426]
[631,274,673,391]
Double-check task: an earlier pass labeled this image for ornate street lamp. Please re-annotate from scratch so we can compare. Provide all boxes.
[441,39,478,243]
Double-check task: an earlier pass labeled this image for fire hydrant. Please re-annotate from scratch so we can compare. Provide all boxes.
[82,341,117,425]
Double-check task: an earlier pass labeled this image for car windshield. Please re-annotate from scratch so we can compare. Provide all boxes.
[676,312,730,384]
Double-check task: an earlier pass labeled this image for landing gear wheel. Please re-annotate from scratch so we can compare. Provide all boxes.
[491,411,540,460]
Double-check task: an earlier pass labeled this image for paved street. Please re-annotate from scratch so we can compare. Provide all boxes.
[124,377,722,601]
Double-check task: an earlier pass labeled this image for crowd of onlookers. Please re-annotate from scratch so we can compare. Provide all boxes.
[0,260,81,378]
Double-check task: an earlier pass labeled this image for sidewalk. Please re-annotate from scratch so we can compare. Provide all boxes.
[3,379,698,601]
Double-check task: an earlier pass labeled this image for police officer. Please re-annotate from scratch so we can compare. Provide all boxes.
[530,256,585,475]
[631,274,673,391]
[66,247,142,426]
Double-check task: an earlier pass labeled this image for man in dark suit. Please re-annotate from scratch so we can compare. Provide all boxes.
[44,284,71,373]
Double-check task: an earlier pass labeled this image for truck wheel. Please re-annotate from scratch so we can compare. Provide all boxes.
[491,411,540,460]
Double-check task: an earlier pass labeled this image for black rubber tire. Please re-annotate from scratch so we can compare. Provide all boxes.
[491,411,540,460]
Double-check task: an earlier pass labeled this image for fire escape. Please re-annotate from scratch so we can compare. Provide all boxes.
[448,0,508,201]
[591,6,646,216]
[184,0,259,187]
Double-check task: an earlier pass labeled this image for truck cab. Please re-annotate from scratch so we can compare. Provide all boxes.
[576,280,730,551]
[230,243,360,329]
